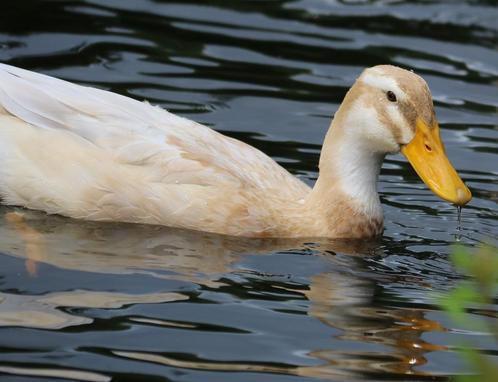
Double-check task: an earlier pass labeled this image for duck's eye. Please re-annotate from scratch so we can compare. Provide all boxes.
[386,91,397,102]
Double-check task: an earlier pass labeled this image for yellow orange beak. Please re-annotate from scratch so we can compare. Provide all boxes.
[401,119,471,206]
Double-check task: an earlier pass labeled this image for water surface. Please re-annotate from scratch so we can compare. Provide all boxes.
[0,1,497,381]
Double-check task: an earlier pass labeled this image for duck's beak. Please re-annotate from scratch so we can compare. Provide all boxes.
[401,119,471,206]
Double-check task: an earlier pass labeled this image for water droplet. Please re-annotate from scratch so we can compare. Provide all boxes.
[457,205,462,231]
[454,205,463,242]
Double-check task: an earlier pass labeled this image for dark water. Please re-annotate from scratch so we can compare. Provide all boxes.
[0,0,497,381]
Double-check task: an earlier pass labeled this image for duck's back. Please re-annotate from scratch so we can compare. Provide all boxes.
[0,64,309,235]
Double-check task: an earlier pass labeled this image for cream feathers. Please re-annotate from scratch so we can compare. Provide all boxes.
[0,64,461,238]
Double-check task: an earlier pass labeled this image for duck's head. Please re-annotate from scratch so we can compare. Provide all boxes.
[334,65,471,206]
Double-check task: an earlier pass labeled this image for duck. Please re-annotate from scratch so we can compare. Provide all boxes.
[0,63,471,238]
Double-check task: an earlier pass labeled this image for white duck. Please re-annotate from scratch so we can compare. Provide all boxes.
[0,64,471,238]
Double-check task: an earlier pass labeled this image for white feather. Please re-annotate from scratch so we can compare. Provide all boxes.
[361,71,407,102]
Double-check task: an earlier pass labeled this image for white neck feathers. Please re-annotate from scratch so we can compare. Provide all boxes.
[309,96,387,220]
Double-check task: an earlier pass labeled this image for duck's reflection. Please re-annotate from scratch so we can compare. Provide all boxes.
[0,207,447,379]
[303,271,446,378]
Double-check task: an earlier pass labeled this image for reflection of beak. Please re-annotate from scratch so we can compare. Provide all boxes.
[401,119,472,206]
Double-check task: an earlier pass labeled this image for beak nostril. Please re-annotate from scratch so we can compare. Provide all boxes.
[425,144,432,152]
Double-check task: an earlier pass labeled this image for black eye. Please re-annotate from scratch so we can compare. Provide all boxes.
[386,91,397,102]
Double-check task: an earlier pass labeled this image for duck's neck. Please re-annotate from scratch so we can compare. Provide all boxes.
[304,108,385,237]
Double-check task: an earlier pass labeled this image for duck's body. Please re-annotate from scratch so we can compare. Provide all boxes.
[0,64,470,238]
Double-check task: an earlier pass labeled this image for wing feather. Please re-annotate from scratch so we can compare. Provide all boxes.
[0,63,308,195]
